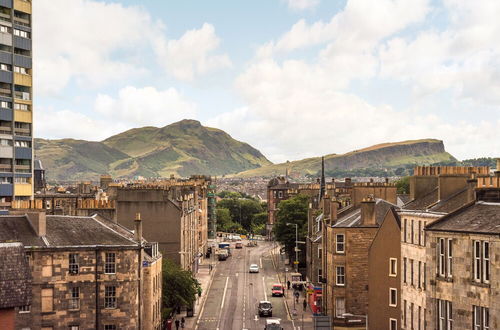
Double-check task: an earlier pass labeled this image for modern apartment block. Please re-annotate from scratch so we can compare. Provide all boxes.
[0,0,33,206]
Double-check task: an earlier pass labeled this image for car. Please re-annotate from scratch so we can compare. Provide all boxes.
[235,242,243,249]
[271,283,284,297]
[258,301,272,317]
[265,318,283,330]
[249,264,259,273]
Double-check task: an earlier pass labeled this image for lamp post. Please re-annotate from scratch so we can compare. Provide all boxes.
[342,313,368,330]
[286,222,298,272]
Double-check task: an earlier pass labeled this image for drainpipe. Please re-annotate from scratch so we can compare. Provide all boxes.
[95,249,99,330]
[135,213,143,329]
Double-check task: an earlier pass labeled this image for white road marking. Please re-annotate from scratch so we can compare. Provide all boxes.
[262,276,267,301]
[260,257,263,268]
[254,315,259,321]
[221,276,229,309]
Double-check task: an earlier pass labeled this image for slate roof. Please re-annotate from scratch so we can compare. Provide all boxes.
[428,188,469,213]
[332,199,399,228]
[0,242,31,308]
[397,194,411,206]
[426,202,500,235]
[0,215,139,248]
[403,188,438,211]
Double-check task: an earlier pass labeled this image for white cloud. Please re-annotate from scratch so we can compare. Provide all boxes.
[34,1,230,95]
[284,0,320,10]
[94,86,197,127]
[154,23,232,81]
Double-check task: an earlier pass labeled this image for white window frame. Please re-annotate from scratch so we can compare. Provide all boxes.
[389,258,397,277]
[317,268,322,283]
[335,234,345,253]
[18,305,30,313]
[389,318,397,330]
[389,288,397,307]
[438,238,446,277]
[483,241,490,284]
[335,266,345,286]
[446,238,453,278]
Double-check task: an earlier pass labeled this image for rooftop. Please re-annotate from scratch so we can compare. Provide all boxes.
[332,199,398,228]
[0,242,31,309]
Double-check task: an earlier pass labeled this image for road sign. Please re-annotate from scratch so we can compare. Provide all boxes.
[293,261,299,264]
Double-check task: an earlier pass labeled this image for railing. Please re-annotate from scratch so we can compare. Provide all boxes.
[14,128,30,136]
[0,126,12,134]
[0,164,12,172]
[0,88,11,97]
[13,17,30,27]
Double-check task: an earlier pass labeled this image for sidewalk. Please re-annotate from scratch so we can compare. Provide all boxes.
[182,257,217,329]
[270,245,314,327]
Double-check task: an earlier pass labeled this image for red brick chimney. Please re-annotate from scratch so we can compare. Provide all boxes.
[361,196,376,226]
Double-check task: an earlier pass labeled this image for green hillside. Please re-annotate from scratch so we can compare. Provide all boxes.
[235,139,456,177]
[35,120,272,181]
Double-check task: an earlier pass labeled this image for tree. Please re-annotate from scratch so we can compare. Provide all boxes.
[216,207,245,233]
[273,194,309,258]
[162,259,200,313]
[217,198,263,231]
[395,176,410,194]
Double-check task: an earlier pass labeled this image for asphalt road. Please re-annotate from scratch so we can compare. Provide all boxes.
[195,241,294,330]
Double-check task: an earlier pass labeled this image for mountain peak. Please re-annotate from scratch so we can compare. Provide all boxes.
[168,119,202,128]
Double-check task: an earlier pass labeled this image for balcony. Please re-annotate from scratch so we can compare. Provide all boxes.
[14,127,30,136]
[0,88,11,98]
[15,164,30,172]
[14,182,31,196]
[14,109,31,123]
[0,126,11,135]
[0,164,12,172]
[14,0,31,14]
[14,72,31,86]
[14,91,29,101]
[13,17,30,28]
[0,12,10,24]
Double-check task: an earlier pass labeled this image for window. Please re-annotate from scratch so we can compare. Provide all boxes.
[335,234,345,253]
[390,318,397,330]
[68,287,79,310]
[41,288,53,312]
[438,238,452,278]
[403,300,407,327]
[335,297,345,317]
[0,63,11,71]
[411,220,414,244]
[389,288,397,307]
[403,218,407,242]
[0,177,12,184]
[15,177,29,183]
[104,326,116,330]
[69,253,79,274]
[418,221,422,245]
[278,191,283,198]
[0,139,12,146]
[403,257,407,283]
[473,240,490,283]
[0,101,11,109]
[473,306,489,330]
[410,259,414,286]
[19,305,30,313]
[104,286,116,309]
[411,303,414,329]
[13,29,30,39]
[318,247,322,260]
[15,140,31,148]
[418,261,421,288]
[418,306,422,330]
[336,266,345,286]
[14,103,30,111]
[437,299,452,330]
[423,262,426,290]
[14,66,29,74]
[104,252,116,274]
[389,258,397,277]
[69,326,79,330]
[0,25,9,33]
[318,268,322,283]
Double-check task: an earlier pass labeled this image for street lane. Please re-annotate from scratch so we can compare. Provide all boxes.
[196,240,293,330]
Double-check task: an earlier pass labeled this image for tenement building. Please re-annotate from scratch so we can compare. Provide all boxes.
[0,0,34,206]
[399,166,489,330]
[424,171,500,330]
[0,211,162,330]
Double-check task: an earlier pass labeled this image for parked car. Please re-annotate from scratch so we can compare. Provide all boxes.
[258,301,273,317]
[235,242,243,249]
[249,264,259,273]
[271,284,284,297]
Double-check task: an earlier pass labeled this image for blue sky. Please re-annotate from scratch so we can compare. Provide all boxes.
[34,0,499,163]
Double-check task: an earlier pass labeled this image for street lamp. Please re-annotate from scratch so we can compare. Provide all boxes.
[286,222,298,271]
[342,313,368,330]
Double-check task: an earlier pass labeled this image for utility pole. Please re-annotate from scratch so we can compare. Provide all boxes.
[287,222,299,272]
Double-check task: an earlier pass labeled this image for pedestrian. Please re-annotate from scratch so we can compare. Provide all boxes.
[303,298,307,311]
[181,317,185,328]
[287,280,291,290]
[174,319,180,330]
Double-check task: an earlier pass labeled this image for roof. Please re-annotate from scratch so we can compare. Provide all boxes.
[332,199,399,228]
[426,201,500,235]
[397,194,411,206]
[0,214,139,248]
[0,242,31,308]
[428,188,469,213]
[403,188,438,211]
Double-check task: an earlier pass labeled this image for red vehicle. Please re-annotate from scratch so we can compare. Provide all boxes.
[271,284,284,297]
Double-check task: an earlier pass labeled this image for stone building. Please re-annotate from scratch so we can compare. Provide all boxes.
[323,196,398,328]
[0,212,162,330]
[368,208,401,330]
[0,242,31,330]
[424,171,499,330]
[115,177,209,272]
[399,166,489,330]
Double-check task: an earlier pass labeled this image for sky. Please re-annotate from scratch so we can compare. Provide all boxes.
[34,0,500,163]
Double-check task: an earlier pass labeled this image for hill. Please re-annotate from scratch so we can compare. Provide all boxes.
[35,120,272,181]
[234,139,456,177]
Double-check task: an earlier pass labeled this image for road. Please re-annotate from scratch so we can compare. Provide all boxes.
[195,240,294,330]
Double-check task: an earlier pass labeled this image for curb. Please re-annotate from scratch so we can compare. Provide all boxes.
[193,262,218,330]
[270,246,295,323]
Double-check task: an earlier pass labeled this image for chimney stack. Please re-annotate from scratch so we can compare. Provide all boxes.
[25,211,46,237]
[134,213,142,243]
[466,173,477,204]
[495,158,500,178]
[323,195,331,223]
[330,199,338,225]
[361,196,376,226]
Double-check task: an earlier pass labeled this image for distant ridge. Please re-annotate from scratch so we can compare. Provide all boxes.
[35,119,272,181]
[234,139,456,177]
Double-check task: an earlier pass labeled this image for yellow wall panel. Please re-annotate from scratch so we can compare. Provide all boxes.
[14,72,32,87]
[14,109,32,123]
[14,0,31,14]
[15,183,32,196]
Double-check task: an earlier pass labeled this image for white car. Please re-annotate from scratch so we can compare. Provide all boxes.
[249,264,259,273]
